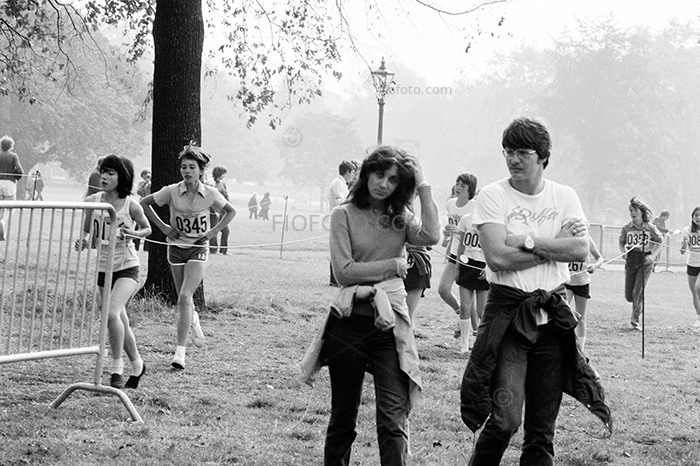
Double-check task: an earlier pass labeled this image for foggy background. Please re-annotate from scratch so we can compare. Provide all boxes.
[4,7,700,230]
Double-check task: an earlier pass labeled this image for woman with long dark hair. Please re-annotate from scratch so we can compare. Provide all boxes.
[322,146,440,465]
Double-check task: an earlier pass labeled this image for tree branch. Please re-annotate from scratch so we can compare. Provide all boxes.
[413,0,510,16]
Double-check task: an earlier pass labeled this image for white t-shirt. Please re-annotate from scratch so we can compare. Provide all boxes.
[456,212,484,262]
[682,226,700,267]
[472,178,586,292]
[446,197,474,256]
[328,176,349,211]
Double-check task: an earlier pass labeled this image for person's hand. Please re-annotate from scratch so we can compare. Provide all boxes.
[396,257,409,279]
[402,154,425,186]
[120,226,136,240]
[74,238,88,251]
[586,263,599,274]
[444,224,458,234]
[558,218,588,238]
[163,225,180,240]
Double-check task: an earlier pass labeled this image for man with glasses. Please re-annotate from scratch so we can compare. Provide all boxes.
[460,117,612,465]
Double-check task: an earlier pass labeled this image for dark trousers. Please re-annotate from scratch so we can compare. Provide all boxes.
[209,213,229,254]
[469,322,565,466]
[624,252,653,325]
[323,313,410,466]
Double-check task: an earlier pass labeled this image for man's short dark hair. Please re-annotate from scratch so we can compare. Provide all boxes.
[502,117,552,169]
[338,161,355,176]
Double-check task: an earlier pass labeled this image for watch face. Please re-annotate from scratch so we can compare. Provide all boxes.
[525,237,535,250]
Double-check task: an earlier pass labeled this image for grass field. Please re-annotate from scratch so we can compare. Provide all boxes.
[1,209,700,466]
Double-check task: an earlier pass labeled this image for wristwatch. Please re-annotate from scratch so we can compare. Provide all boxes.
[524,235,535,251]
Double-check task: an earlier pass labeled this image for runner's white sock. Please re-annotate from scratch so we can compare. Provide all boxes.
[110,358,124,375]
[130,357,144,376]
[459,320,471,353]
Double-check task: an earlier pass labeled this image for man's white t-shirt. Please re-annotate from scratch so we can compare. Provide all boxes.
[446,197,474,256]
[472,178,586,292]
[328,176,349,211]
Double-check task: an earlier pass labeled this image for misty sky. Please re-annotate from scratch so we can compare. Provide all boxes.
[329,0,700,89]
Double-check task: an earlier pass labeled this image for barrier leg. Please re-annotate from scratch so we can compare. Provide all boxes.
[50,382,143,423]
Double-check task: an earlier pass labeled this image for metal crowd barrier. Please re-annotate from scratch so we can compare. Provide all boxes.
[0,201,142,423]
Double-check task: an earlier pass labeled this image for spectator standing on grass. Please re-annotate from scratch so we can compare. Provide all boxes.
[134,167,152,251]
[0,135,24,241]
[454,188,488,354]
[652,210,671,271]
[619,197,661,331]
[75,154,151,389]
[460,117,611,465]
[140,144,236,371]
[327,160,356,286]
[248,192,258,219]
[27,171,44,201]
[209,166,231,254]
[565,237,604,350]
[258,192,271,220]
[679,206,700,328]
[438,173,476,340]
[313,146,439,465]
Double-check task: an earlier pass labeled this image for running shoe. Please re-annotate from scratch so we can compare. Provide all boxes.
[171,354,185,371]
[692,320,700,328]
[190,311,206,349]
[110,373,125,389]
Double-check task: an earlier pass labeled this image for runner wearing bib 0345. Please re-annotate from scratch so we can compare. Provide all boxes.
[151,181,227,265]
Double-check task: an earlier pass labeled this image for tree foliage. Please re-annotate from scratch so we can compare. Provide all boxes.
[83,0,345,129]
[0,18,147,189]
[278,112,363,208]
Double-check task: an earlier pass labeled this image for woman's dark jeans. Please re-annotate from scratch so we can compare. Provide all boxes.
[323,313,410,466]
[624,252,654,326]
[469,322,565,466]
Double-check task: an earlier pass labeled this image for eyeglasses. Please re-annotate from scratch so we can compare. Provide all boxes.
[502,148,537,160]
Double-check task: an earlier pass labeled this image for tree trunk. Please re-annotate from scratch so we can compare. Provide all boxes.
[143,0,206,309]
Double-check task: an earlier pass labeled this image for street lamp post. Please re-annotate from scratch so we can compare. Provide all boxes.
[371,58,395,145]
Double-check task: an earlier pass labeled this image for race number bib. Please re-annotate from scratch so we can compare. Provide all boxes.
[687,232,700,252]
[462,230,481,249]
[568,261,586,273]
[625,231,649,248]
[92,216,125,246]
[174,212,209,237]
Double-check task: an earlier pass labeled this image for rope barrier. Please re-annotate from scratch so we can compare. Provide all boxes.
[432,243,633,278]
[121,232,329,250]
